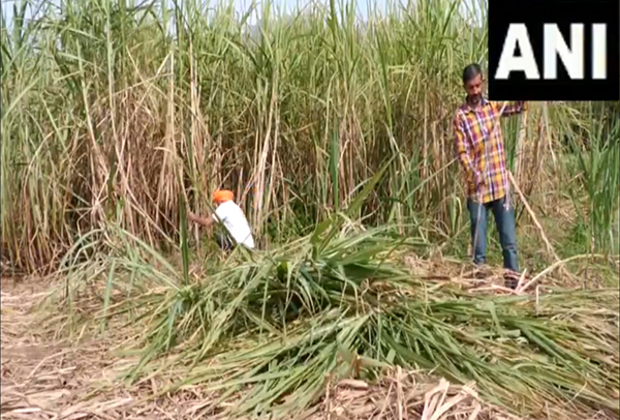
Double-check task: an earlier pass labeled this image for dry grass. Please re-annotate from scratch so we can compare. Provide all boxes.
[1,277,158,419]
[400,253,592,294]
[309,372,513,420]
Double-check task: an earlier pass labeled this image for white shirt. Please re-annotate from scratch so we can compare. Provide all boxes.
[212,201,255,249]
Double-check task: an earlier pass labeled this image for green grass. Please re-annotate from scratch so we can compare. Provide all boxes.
[55,210,619,419]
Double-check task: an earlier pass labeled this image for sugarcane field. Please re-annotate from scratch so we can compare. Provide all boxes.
[1,0,619,419]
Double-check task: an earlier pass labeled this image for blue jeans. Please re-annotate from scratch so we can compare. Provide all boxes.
[467,196,519,272]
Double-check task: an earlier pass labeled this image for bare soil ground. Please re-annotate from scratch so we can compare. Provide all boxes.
[0,276,182,419]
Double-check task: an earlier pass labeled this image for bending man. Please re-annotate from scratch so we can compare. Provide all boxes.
[188,189,255,250]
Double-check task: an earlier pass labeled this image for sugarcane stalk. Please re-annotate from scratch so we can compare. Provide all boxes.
[514,107,529,182]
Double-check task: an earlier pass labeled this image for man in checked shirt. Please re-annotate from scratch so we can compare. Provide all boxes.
[454,63,526,289]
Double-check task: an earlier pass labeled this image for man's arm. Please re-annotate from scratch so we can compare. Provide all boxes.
[188,212,215,228]
[495,101,526,117]
[454,113,483,188]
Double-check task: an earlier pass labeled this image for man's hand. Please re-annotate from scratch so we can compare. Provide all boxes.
[188,212,213,227]
[497,101,526,117]
[473,172,485,191]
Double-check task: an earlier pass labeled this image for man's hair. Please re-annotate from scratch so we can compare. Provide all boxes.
[462,63,482,84]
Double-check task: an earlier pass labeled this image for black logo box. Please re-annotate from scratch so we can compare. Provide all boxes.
[488,0,619,101]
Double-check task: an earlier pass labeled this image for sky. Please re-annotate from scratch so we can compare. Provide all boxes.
[1,0,483,28]
[0,0,392,25]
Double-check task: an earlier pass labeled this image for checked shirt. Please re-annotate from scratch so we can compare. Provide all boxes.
[453,98,526,204]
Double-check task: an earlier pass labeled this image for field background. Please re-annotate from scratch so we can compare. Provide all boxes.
[2,0,619,273]
[1,0,619,419]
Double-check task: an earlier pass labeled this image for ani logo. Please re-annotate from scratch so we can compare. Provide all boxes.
[488,0,619,101]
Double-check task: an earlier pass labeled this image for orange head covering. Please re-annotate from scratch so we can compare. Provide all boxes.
[212,189,234,204]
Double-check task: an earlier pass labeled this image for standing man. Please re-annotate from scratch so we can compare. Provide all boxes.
[453,63,526,288]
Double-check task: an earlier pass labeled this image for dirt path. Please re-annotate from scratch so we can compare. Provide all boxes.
[0,277,154,419]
